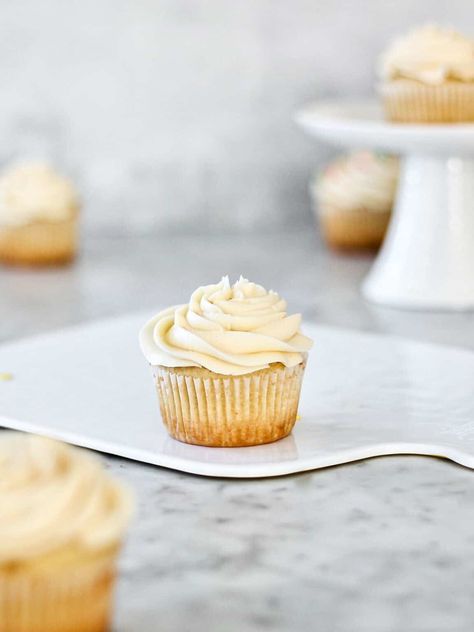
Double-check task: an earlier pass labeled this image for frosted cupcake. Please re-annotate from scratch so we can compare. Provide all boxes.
[311,151,399,251]
[140,276,313,447]
[0,433,132,632]
[378,25,474,122]
[0,162,79,266]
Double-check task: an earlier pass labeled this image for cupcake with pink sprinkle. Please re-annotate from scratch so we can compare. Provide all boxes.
[311,151,399,251]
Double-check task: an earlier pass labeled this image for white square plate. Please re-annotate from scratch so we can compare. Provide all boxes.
[1,313,473,477]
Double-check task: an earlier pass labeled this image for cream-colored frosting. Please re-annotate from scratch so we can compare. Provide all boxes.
[139,276,313,376]
[0,434,132,563]
[0,162,79,227]
[379,25,474,85]
[313,152,399,214]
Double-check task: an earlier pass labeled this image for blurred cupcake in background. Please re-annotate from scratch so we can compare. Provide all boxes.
[378,25,474,123]
[0,433,132,632]
[0,162,80,266]
[311,151,399,251]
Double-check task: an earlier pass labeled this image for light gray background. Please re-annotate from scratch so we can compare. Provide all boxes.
[0,0,472,235]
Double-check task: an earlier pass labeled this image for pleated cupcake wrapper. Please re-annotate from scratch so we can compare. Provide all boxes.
[0,218,77,266]
[0,552,117,632]
[380,81,474,123]
[317,204,391,250]
[152,363,306,447]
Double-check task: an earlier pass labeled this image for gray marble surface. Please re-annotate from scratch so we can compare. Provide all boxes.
[1,229,474,632]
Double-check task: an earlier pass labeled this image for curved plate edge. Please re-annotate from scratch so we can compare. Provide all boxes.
[2,416,473,478]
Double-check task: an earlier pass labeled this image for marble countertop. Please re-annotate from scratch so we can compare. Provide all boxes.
[1,229,474,632]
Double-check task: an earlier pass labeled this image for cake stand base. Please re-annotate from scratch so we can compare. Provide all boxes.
[362,155,474,310]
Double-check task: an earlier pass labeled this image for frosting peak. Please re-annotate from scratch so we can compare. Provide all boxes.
[379,25,474,85]
[0,162,79,227]
[0,434,132,563]
[139,277,313,375]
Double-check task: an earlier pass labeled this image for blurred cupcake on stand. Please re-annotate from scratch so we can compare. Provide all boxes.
[0,162,80,266]
[311,151,399,251]
[378,25,474,123]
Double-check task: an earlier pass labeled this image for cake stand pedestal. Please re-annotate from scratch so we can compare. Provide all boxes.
[297,101,474,310]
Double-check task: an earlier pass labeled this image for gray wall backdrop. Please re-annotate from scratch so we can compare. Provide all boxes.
[0,0,472,235]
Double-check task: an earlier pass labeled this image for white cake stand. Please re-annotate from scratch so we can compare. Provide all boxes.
[296,100,474,311]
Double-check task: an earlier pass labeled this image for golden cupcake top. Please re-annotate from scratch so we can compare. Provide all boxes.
[379,25,474,85]
[0,433,132,564]
[313,152,399,214]
[0,162,79,227]
[140,276,313,376]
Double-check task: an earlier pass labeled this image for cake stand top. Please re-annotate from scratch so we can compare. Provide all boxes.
[296,100,474,156]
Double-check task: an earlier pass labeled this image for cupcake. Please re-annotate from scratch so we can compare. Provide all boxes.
[311,151,399,251]
[378,25,474,123]
[0,162,79,266]
[139,276,313,447]
[0,433,132,632]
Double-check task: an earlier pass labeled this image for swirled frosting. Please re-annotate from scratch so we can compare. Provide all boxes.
[0,433,132,564]
[139,276,313,376]
[0,162,79,227]
[379,25,474,85]
[313,152,399,214]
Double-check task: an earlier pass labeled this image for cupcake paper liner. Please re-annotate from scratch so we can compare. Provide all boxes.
[0,218,77,266]
[380,80,474,123]
[316,204,391,251]
[0,549,118,632]
[152,362,306,447]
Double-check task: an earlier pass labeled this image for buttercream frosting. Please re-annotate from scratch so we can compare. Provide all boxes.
[313,152,399,214]
[379,25,474,85]
[0,433,132,563]
[0,162,79,227]
[139,276,313,376]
